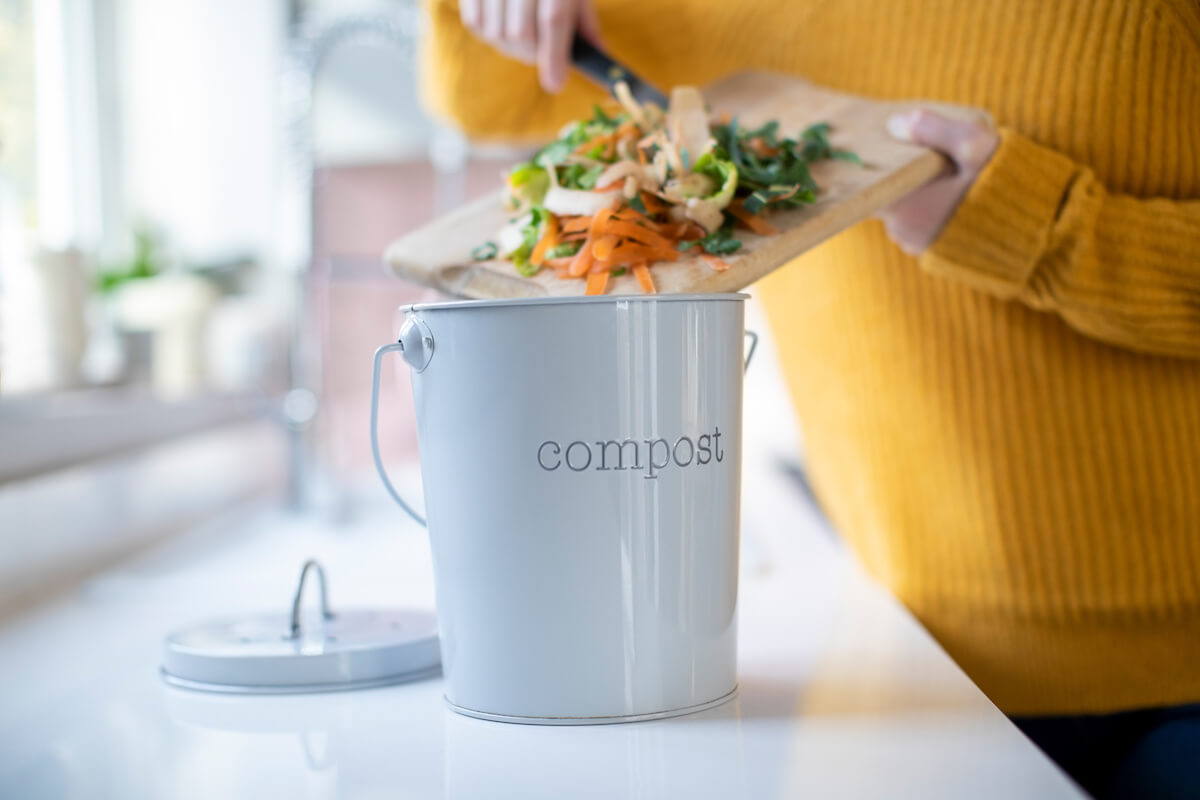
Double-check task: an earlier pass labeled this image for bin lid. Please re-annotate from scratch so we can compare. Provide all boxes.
[161,561,440,694]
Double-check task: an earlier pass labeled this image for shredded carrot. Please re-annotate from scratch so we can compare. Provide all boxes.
[561,216,592,234]
[600,219,675,249]
[728,203,778,236]
[588,208,614,240]
[514,182,744,289]
[661,221,707,240]
[568,209,612,276]
[574,133,614,155]
[633,264,656,294]
[638,192,667,214]
[605,242,679,263]
[590,234,620,261]
[593,180,625,193]
[613,206,665,232]
[529,213,560,265]
[568,245,594,277]
[585,270,609,295]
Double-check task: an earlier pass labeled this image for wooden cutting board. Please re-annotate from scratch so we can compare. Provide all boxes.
[385,72,988,298]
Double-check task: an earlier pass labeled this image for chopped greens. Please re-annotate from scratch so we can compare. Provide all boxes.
[679,220,743,256]
[590,103,620,129]
[708,116,859,216]
[507,208,550,277]
[470,241,498,260]
[556,163,605,190]
[796,122,863,165]
[576,164,606,189]
[482,84,860,294]
[545,241,583,259]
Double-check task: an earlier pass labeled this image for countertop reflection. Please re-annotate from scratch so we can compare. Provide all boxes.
[0,461,1081,799]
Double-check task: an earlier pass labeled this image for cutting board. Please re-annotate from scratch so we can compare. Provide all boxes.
[385,72,987,298]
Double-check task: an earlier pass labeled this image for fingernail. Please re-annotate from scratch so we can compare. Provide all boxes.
[887,111,917,141]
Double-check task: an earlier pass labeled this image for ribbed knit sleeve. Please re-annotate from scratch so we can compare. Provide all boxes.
[921,129,1200,360]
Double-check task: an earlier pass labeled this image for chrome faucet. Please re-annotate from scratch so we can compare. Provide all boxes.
[278,6,465,510]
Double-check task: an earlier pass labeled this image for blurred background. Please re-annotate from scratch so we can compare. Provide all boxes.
[0,0,799,616]
[0,0,530,610]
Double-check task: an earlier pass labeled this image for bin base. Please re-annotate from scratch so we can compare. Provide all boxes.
[445,685,738,725]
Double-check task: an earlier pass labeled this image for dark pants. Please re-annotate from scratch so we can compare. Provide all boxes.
[1012,704,1200,799]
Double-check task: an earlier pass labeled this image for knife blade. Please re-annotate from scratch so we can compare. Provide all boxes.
[570,35,669,108]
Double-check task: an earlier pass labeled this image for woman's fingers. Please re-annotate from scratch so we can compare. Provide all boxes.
[482,0,505,41]
[878,176,974,255]
[506,0,536,47]
[537,0,575,93]
[577,0,604,49]
[460,0,482,30]
[889,109,997,173]
[462,0,535,64]
[877,109,999,255]
[463,0,602,93]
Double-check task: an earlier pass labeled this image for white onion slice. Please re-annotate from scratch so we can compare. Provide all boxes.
[686,198,725,233]
[496,214,531,255]
[665,204,689,224]
[543,185,622,217]
[668,86,714,169]
[595,160,640,187]
[614,81,645,127]
[595,160,662,194]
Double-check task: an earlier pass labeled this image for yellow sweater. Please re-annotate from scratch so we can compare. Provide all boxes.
[420,0,1200,714]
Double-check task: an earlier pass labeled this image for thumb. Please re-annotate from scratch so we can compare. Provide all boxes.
[887,109,995,172]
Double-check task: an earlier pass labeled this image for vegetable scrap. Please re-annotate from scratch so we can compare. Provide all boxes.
[474,85,859,294]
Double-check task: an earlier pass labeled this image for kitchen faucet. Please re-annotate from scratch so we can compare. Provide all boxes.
[278,5,467,510]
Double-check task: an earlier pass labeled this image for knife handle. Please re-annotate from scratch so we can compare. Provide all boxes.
[570,35,622,89]
[569,35,668,107]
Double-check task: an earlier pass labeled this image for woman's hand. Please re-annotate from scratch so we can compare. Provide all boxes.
[878,110,999,255]
[460,0,604,94]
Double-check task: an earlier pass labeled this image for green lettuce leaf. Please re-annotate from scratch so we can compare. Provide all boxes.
[693,151,738,207]
[508,162,550,207]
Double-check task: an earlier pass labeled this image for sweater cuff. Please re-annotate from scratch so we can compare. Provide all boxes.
[920,129,1080,299]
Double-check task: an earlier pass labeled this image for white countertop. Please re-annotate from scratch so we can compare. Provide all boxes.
[0,454,1082,800]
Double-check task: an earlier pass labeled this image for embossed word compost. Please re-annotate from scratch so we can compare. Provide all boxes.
[537,427,726,479]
